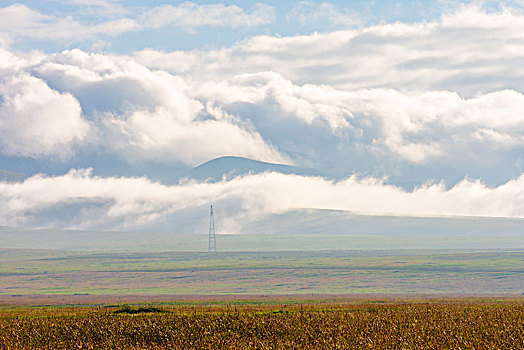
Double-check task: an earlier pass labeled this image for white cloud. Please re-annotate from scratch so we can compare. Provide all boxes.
[473,129,524,148]
[141,2,275,30]
[0,2,274,43]
[5,48,287,166]
[195,72,524,163]
[57,0,129,18]
[1,170,523,230]
[3,40,523,166]
[0,4,139,41]
[0,73,89,158]
[66,0,123,10]
[90,40,112,52]
[102,106,287,166]
[133,49,197,73]
[4,3,524,168]
[0,48,26,73]
[1,2,524,229]
[136,5,524,96]
[287,1,361,29]
[1,4,524,180]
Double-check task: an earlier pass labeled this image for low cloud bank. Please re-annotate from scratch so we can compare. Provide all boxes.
[1,170,523,230]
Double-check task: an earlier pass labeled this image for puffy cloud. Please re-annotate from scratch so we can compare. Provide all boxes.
[1,4,523,185]
[133,49,197,74]
[3,27,524,167]
[136,5,524,96]
[2,2,524,230]
[102,106,287,166]
[0,48,286,166]
[1,170,523,230]
[0,48,26,73]
[0,73,89,158]
[195,72,524,163]
[195,71,352,130]
[473,129,524,149]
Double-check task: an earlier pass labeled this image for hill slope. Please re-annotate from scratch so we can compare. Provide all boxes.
[1,209,523,252]
[186,156,318,182]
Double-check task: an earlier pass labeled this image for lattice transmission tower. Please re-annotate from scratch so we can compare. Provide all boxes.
[208,204,217,252]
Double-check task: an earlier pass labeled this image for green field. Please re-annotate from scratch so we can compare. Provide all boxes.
[1,249,523,296]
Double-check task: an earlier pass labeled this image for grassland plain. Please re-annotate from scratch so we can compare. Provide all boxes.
[1,249,524,296]
[0,299,523,349]
[1,248,524,348]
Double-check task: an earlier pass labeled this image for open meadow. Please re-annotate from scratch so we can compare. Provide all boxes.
[2,236,524,348]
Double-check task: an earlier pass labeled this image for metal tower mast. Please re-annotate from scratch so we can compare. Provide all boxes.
[208,204,217,252]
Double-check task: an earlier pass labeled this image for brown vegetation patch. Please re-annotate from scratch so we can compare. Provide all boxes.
[0,299,523,349]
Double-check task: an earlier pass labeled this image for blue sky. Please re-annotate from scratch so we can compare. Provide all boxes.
[2,0,504,52]
[1,1,524,231]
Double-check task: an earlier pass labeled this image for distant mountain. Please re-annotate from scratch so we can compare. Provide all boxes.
[184,156,426,191]
[185,156,320,182]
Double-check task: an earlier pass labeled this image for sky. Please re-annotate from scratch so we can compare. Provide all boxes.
[1,0,524,232]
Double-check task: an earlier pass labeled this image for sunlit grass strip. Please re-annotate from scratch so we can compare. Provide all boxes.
[0,300,523,349]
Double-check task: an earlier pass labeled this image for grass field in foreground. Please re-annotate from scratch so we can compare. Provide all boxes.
[0,299,523,349]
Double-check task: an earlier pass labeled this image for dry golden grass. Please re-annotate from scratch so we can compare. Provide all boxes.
[0,300,523,349]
